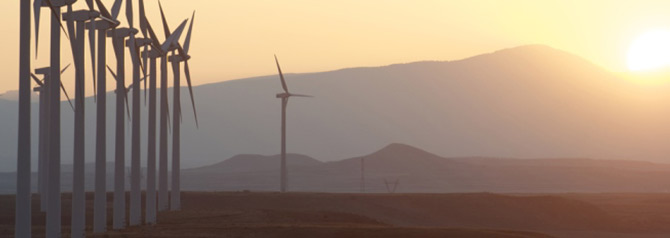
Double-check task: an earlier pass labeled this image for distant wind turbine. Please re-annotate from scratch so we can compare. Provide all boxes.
[273,55,313,193]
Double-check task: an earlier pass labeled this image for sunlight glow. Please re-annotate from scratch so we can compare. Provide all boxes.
[628,30,670,71]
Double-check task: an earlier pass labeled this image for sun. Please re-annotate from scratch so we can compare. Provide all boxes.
[627,30,670,71]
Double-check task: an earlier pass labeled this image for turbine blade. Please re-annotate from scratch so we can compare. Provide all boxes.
[31,73,44,86]
[108,65,130,120]
[127,35,138,63]
[95,0,111,19]
[158,0,171,38]
[126,74,150,92]
[161,19,187,53]
[61,82,74,111]
[142,7,150,93]
[125,90,131,120]
[44,0,70,40]
[183,60,199,128]
[289,93,313,98]
[61,63,71,74]
[65,4,78,61]
[89,19,97,101]
[138,0,148,38]
[33,0,43,58]
[274,55,289,93]
[107,64,118,81]
[85,0,94,10]
[126,0,133,28]
[143,49,148,105]
[146,20,163,54]
[183,11,195,54]
[111,0,123,20]
[95,0,118,25]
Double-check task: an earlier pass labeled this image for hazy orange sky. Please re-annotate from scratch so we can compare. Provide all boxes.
[4,0,670,95]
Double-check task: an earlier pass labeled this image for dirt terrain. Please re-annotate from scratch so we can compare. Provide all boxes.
[2,192,670,237]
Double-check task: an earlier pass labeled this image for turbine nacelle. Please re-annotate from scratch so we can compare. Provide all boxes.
[35,67,51,75]
[128,37,153,47]
[40,0,77,8]
[62,9,99,21]
[168,54,190,62]
[86,19,119,30]
[141,49,162,59]
[276,93,289,98]
[107,27,138,39]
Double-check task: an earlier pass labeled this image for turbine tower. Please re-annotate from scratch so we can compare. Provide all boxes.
[168,12,198,211]
[86,0,122,233]
[16,1,31,235]
[109,25,136,230]
[33,0,75,236]
[273,55,312,193]
[63,7,99,237]
[157,1,170,210]
[124,0,150,226]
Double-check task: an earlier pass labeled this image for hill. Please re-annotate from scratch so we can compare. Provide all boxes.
[2,45,670,172]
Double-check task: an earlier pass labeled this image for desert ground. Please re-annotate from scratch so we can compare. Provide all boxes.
[3,192,670,238]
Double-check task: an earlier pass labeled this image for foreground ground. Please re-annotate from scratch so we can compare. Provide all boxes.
[2,192,670,237]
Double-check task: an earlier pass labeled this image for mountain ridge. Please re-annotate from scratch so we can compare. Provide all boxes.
[2,44,670,172]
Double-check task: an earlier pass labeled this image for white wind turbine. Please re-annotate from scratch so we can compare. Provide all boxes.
[16,1,31,236]
[108,22,137,232]
[86,0,122,233]
[273,56,312,193]
[137,0,179,223]
[166,12,198,211]
[63,6,99,237]
[156,1,193,211]
[125,0,148,226]
[33,0,75,236]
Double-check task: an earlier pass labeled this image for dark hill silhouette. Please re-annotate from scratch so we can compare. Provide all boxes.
[173,143,670,193]
[187,153,322,173]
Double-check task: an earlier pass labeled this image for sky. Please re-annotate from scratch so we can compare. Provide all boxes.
[4,0,670,96]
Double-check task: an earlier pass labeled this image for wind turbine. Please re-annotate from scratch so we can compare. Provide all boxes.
[156,2,192,211]
[167,11,199,211]
[108,14,180,219]
[86,0,121,233]
[32,65,73,214]
[273,55,312,193]
[125,0,149,226]
[16,1,31,236]
[33,0,75,236]
[137,0,177,223]
[108,22,136,230]
[63,6,99,237]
